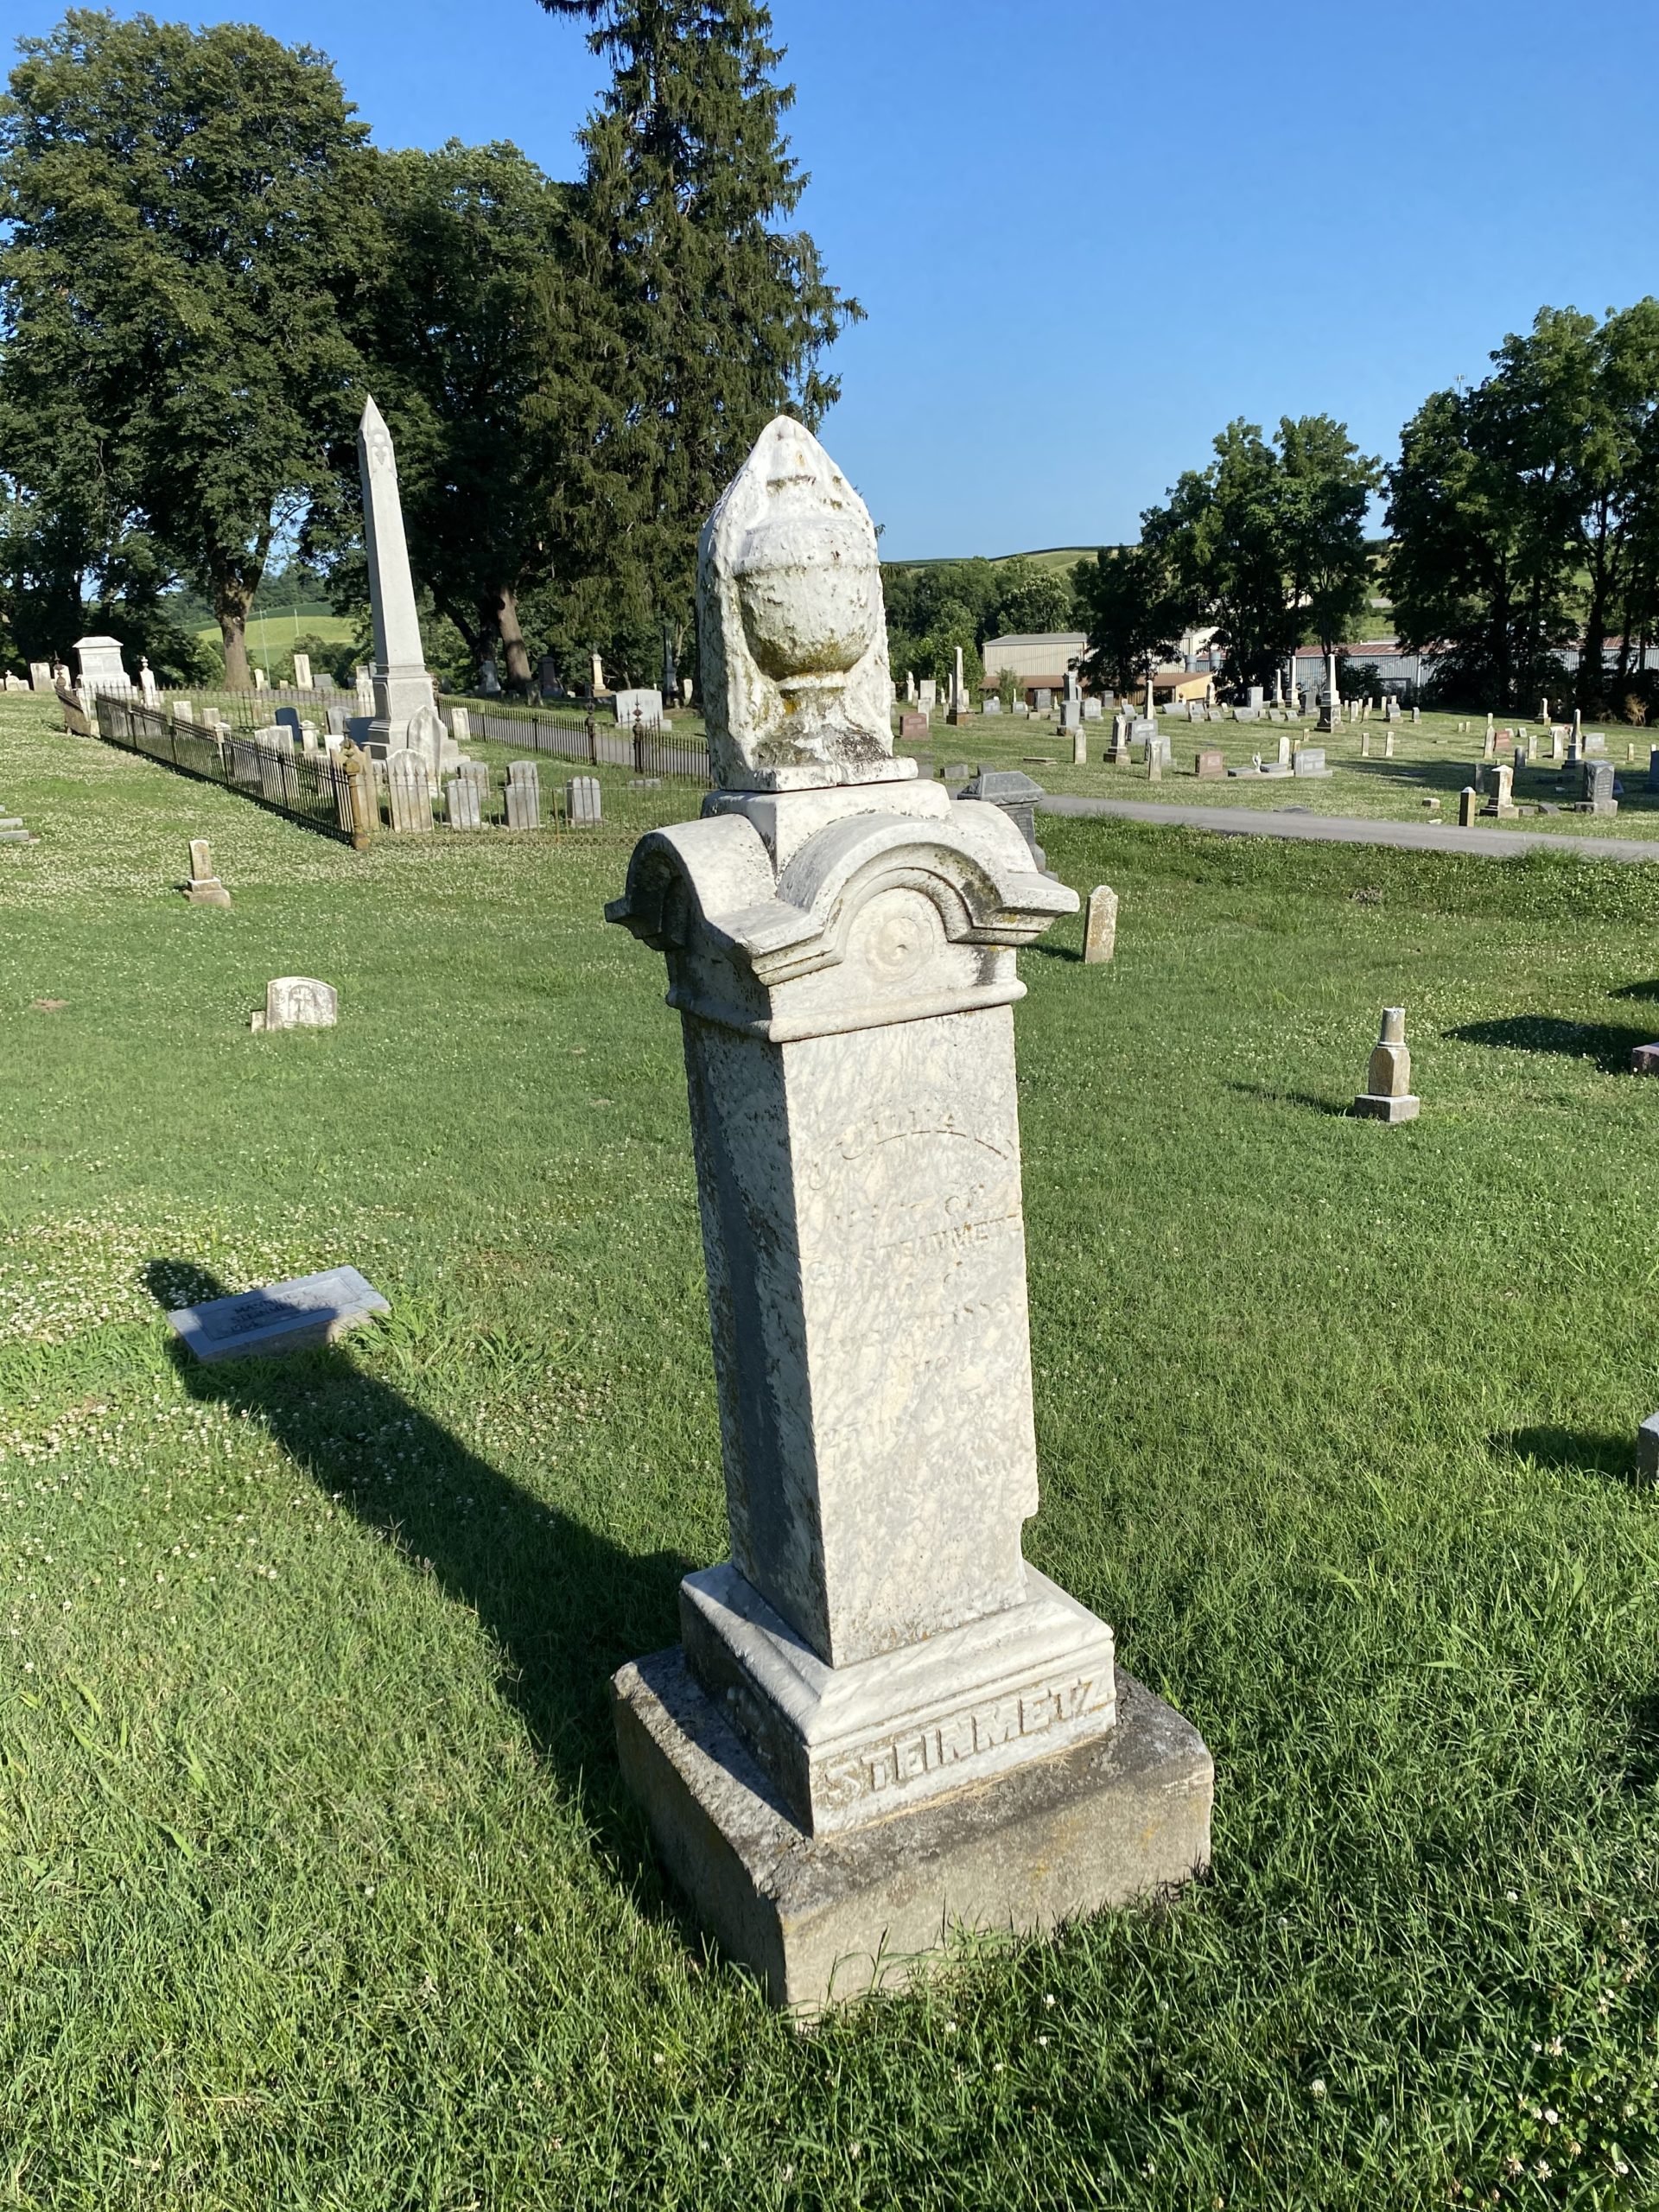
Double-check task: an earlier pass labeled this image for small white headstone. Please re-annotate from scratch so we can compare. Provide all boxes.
[291,651,313,690]
[254,977,337,1032]
[613,687,664,727]
[505,760,542,830]
[1083,884,1118,963]
[386,751,432,833]
[567,774,602,826]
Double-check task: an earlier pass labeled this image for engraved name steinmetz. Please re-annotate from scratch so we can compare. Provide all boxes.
[817,1673,1112,1806]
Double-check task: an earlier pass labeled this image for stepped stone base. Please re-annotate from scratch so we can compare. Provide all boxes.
[613,1648,1212,2012]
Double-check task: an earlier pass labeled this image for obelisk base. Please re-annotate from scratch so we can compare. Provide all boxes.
[613,1650,1212,2012]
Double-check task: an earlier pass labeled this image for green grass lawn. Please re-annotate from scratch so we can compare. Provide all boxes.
[907,706,1659,840]
[2,690,1657,2209]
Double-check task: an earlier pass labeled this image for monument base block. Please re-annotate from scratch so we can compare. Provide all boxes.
[1351,1091,1420,1122]
[613,1648,1212,2012]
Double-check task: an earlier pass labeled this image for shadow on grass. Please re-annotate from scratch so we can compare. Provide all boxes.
[1620,1693,1659,1793]
[1444,1015,1654,1073]
[144,1261,691,1885]
[1224,1080,1351,1117]
[1609,979,1659,1004]
[1497,1424,1641,1486]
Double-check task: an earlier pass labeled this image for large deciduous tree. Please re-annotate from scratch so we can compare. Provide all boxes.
[0,10,369,686]
[336,140,569,694]
[536,0,860,692]
[1141,416,1380,690]
[1388,303,1659,712]
[1072,544,1191,698]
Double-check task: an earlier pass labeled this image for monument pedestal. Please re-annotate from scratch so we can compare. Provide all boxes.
[605,416,1212,2009]
[615,1650,1211,2012]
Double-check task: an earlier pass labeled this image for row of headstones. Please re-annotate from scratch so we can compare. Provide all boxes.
[1465,756,1621,819]
[383,753,602,833]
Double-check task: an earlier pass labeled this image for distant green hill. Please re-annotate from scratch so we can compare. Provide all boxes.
[883,546,1110,572]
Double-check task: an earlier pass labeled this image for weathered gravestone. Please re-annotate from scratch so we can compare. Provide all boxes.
[1293,746,1330,778]
[1033,687,1052,711]
[1483,762,1517,817]
[897,711,930,742]
[448,705,471,747]
[1083,696,1103,720]
[614,687,664,727]
[291,651,313,690]
[1583,758,1618,816]
[1082,884,1118,963]
[167,1265,388,1364]
[1352,1007,1421,1122]
[385,751,434,834]
[959,766,1049,869]
[446,776,483,830]
[73,634,130,693]
[505,760,542,830]
[1194,747,1225,779]
[252,977,337,1032]
[28,661,52,692]
[604,416,1211,2008]
[566,775,602,826]
[184,839,231,907]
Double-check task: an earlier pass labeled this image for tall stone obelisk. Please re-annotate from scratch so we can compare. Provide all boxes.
[357,397,445,774]
[606,417,1212,2010]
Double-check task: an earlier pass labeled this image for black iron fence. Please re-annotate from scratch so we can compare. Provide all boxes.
[92,694,366,846]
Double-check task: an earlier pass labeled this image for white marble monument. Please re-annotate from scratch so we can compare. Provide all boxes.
[72,634,131,696]
[606,416,1212,2009]
[356,397,453,778]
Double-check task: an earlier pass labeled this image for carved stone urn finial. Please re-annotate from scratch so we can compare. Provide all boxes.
[697,416,906,791]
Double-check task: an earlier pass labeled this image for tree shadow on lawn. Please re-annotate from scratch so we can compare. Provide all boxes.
[1444,1014,1656,1073]
[145,1261,693,1890]
[1609,979,1659,1004]
[1224,1080,1351,1117]
[1496,1424,1642,1487]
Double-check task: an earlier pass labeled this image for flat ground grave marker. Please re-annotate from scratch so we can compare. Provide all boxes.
[167,1264,389,1363]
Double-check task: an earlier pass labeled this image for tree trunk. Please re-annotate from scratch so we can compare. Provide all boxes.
[1580,504,1613,713]
[217,591,251,690]
[494,587,533,695]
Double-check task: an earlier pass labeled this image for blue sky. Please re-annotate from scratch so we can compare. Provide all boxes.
[10,0,1659,557]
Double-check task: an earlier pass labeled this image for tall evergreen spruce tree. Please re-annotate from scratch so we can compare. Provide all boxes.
[538,0,859,690]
